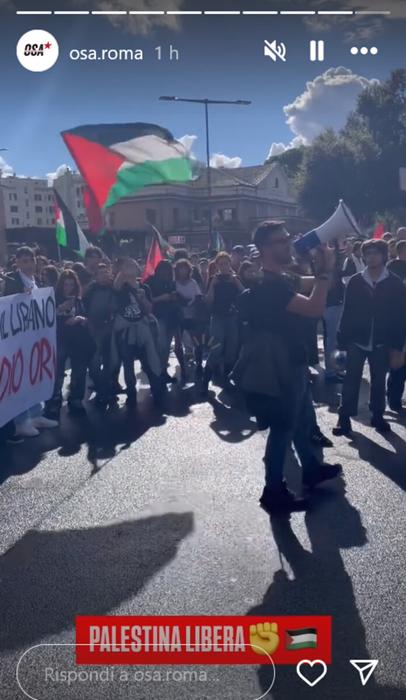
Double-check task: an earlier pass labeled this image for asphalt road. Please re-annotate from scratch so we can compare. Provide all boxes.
[1,361,406,700]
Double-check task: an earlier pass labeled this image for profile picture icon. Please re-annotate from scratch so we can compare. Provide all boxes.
[17,30,59,72]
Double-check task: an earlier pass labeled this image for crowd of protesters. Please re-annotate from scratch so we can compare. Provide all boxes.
[1,222,406,513]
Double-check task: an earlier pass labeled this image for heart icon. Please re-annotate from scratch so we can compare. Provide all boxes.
[296,659,328,687]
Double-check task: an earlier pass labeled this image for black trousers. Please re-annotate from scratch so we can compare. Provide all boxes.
[53,344,88,405]
[387,365,406,408]
[339,344,389,418]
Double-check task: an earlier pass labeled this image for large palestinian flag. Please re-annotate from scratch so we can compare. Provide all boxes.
[55,190,90,257]
[61,123,192,211]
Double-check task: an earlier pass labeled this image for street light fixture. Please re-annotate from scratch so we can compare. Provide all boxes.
[159,95,251,239]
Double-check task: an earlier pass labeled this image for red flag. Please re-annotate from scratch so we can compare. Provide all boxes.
[142,237,163,282]
[83,187,104,234]
[373,223,385,239]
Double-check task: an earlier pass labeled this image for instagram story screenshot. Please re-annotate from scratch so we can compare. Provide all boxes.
[0,1,405,699]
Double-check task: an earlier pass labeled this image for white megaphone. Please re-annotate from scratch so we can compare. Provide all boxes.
[294,200,361,256]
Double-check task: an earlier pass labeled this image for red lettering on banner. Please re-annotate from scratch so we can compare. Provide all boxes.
[29,338,55,386]
[40,338,53,381]
[0,356,12,401]
[0,351,26,401]
[11,350,23,393]
[29,341,40,386]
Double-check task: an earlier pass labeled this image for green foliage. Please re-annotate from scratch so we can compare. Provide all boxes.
[291,70,406,227]
[267,146,305,181]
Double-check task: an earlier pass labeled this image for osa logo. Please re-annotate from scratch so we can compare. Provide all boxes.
[17,30,59,72]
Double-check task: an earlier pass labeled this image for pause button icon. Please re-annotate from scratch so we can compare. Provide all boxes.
[310,40,325,62]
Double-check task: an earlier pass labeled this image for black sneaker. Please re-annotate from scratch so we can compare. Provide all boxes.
[259,485,308,514]
[303,463,343,489]
[371,416,392,433]
[68,401,86,415]
[6,434,25,445]
[163,371,178,384]
[311,430,333,448]
[126,391,137,406]
[332,416,353,436]
[325,374,344,384]
[388,402,403,413]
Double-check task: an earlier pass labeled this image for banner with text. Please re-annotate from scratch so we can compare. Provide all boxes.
[0,287,56,427]
[76,615,332,666]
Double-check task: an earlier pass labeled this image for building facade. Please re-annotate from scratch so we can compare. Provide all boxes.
[0,162,310,261]
[106,163,310,251]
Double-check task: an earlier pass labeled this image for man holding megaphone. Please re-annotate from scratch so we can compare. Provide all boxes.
[240,220,342,514]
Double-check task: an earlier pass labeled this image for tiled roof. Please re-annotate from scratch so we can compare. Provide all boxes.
[191,163,276,188]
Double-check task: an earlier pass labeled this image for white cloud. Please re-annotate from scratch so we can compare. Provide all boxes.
[210,153,242,169]
[267,143,289,158]
[284,67,378,145]
[46,164,71,186]
[266,136,305,160]
[178,134,198,157]
[267,67,378,158]
[0,155,13,177]
[178,136,242,169]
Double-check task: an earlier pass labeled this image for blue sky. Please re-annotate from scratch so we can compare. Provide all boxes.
[0,2,405,177]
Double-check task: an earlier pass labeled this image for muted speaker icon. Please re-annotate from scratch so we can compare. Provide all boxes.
[264,40,287,62]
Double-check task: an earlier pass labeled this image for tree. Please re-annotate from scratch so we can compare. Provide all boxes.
[294,70,406,226]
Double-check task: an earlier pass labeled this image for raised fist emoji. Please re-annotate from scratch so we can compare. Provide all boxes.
[249,622,280,656]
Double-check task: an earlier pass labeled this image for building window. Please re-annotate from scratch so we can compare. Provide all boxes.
[34,194,42,201]
[10,205,18,213]
[219,208,235,222]
[173,208,179,226]
[11,217,20,225]
[48,206,53,213]
[24,187,28,194]
[51,218,55,224]
[26,199,29,207]
[146,208,157,225]
[35,206,43,213]
[37,218,42,225]
[274,177,279,189]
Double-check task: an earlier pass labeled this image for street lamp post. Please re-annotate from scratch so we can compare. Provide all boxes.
[159,96,251,242]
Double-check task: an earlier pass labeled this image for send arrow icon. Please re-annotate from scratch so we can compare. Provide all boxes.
[350,660,379,686]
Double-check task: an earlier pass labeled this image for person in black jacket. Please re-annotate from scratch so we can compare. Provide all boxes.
[3,246,38,296]
[48,270,95,415]
[84,263,118,405]
[334,239,406,436]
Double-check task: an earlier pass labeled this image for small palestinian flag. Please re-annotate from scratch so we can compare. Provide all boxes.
[61,123,192,211]
[141,224,175,282]
[208,230,226,254]
[55,190,90,257]
[373,222,385,239]
[149,223,175,258]
[286,628,318,651]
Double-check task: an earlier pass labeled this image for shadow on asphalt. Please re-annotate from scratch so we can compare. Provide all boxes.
[247,485,404,699]
[0,512,194,650]
[209,395,258,444]
[348,430,406,492]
